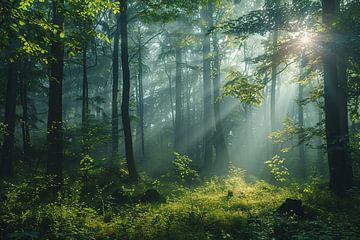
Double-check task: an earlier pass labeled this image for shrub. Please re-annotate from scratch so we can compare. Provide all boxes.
[173,152,199,185]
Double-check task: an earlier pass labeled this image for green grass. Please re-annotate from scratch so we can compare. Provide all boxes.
[1,168,360,239]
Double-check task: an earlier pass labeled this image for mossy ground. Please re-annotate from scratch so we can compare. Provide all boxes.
[1,168,360,239]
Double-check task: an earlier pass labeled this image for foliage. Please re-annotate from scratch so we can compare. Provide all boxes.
[173,152,199,184]
[0,122,6,134]
[222,70,264,105]
[0,175,98,240]
[80,154,95,174]
[265,155,290,182]
[348,60,360,122]
[218,1,321,39]
[269,117,324,153]
[2,171,360,239]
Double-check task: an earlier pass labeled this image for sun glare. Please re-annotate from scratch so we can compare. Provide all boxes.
[300,32,312,45]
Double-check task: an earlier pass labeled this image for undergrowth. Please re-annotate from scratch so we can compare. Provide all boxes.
[0,167,359,239]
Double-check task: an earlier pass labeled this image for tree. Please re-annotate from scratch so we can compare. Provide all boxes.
[174,21,184,155]
[297,53,306,180]
[321,0,352,194]
[47,0,65,185]
[0,45,17,179]
[136,25,145,157]
[19,62,31,169]
[269,0,280,158]
[213,28,230,171]
[202,3,214,169]
[112,13,120,162]
[120,0,139,181]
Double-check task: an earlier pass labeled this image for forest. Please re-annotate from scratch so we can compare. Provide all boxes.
[0,0,360,239]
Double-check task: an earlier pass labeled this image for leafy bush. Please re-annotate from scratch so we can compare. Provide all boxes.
[80,154,95,191]
[0,176,100,239]
[265,155,290,182]
[173,152,199,184]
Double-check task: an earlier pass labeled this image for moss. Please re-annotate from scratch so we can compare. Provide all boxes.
[1,171,360,239]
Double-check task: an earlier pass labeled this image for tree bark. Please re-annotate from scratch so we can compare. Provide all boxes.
[316,108,324,175]
[47,0,65,185]
[81,44,89,155]
[174,33,184,154]
[19,68,31,169]
[337,52,352,188]
[270,30,278,156]
[298,53,306,179]
[213,32,230,171]
[1,60,17,179]
[202,3,214,170]
[120,0,139,181]
[322,0,352,194]
[82,44,89,129]
[112,14,120,162]
[137,38,145,157]
[164,62,175,128]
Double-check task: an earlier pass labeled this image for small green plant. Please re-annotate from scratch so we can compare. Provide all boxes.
[0,122,6,133]
[265,155,289,182]
[173,152,199,184]
[80,154,95,191]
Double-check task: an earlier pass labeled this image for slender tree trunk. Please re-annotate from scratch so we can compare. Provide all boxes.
[112,14,120,162]
[165,63,175,128]
[120,0,139,181]
[19,70,31,169]
[298,55,305,179]
[186,67,193,156]
[47,0,65,185]
[193,72,201,163]
[1,60,17,179]
[82,44,89,128]
[263,81,270,161]
[317,108,324,175]
[213,32,230,171]
[202,4,213,169]
[270,30,278,156]
[137,41,145,156]
[266,0,280,160]
[174,34,183,154]
[322,0,352,194]
[81,44,89,154]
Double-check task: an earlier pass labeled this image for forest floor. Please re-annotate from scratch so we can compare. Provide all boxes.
[1,167,360,239]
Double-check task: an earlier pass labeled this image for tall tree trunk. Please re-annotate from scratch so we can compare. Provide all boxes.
[174,34,183,154]
[213,32,230,171]
[263,81,271,161]
[185,66,192,156]
[193,72,201,163]
[298,54,305,179]
[82,44,89,154]
[316,108,324,175]
[19,69,31,169]
[1,60,17,179]
[337,53,352,188]
[82,44,89,129]
[112,14,120,162]
[270,30,278,156]
[164,62,175,128]
[322,0,352,194]
[120,0,139,181]
[47,0,65,185]
[266,0,280,159]
[202,3,213,170]
[137,40,145,157]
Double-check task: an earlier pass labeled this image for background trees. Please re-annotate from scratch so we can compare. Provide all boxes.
[0,0,359,195]
[0,0,360,238]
